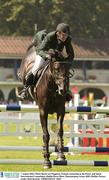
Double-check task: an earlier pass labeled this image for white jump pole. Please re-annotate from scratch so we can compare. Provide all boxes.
[66,93,79,147]
[67,93,80,147]
[73,93,80,147]
[83,99,88,120]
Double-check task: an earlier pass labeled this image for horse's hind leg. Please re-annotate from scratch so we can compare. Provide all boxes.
[57,114,66,161]
[40,109,52,169]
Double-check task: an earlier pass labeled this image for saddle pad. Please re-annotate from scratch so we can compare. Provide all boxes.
[33,60,49,87]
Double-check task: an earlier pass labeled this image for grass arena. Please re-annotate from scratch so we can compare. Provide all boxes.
[0,105,109,171]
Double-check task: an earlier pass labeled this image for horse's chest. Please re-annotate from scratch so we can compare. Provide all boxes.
[47,93,62,114]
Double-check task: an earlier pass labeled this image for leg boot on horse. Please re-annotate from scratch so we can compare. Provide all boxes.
[18,73,34,100]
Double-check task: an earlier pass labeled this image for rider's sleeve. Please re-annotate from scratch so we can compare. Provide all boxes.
[65,38,75,61]
[36,34,51,59]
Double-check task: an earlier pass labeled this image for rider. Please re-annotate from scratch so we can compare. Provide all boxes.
[18,23,74,100]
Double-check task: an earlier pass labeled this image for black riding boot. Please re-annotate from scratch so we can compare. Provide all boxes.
[18,73,34,100]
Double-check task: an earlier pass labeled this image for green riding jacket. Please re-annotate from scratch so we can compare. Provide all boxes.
[36,31,74,61]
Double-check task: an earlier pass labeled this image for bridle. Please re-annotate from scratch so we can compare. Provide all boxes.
[50,60,74,94]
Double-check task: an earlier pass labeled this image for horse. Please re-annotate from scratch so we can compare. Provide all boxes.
[18,47,70,169]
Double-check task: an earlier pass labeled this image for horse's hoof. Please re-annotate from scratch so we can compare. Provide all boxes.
[43,161,52,169]
[57,153,66,161]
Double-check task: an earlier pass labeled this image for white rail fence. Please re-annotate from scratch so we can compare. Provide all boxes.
[0,112,109,139]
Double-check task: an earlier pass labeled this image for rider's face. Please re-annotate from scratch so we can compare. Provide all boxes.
[57,31,68,42]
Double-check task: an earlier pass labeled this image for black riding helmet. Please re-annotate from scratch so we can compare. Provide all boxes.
[56,23,70,35]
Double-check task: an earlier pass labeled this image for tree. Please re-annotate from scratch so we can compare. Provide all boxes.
[0,0,109,38]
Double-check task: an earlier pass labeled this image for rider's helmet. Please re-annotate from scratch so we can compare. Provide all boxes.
[56,23,70,36]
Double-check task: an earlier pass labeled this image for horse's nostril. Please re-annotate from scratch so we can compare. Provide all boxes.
[60,89,64,94]
[60,89,64,93]
[58,88,64,95]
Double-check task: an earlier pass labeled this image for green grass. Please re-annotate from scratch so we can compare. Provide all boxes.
[0,136,109,171]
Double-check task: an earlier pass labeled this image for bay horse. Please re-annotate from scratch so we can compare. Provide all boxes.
[18,47,70,169]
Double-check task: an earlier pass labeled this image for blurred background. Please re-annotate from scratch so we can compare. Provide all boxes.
[0,0,109,106]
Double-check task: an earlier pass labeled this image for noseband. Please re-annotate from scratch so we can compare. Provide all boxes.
[51,60,74,79]
[49,60,65,94]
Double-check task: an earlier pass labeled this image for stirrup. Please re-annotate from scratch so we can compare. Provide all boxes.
[19,86,29,94]
[17,86,29,100]
[17,91,26,100]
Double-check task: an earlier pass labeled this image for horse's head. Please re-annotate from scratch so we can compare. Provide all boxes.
[50,59,67,95]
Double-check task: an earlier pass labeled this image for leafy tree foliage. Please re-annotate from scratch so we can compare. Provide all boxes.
[0,0,109,38]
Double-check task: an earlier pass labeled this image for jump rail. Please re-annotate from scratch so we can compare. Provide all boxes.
[0,146,109,153]
[0,105,109,113]
[0,159,108,166]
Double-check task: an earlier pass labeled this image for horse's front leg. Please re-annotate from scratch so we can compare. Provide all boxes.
[57,113,66,161]
[40,109,51,169]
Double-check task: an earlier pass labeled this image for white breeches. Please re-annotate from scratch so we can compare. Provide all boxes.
[32,55,44,75]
